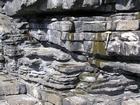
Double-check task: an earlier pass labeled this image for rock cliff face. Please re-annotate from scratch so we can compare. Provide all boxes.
[3,0,140,16]
[0,0,140,105]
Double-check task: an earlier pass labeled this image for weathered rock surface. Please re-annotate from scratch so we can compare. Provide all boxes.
[100,62,140,76]
[0,11,139,104]
[5,95,42,105]
[0,0,140,105]
[0,72,26,96]
[24,47,71,61]
[63,93,140,105]
[3,0,140,16]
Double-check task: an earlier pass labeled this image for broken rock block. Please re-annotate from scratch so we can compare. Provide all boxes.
[52,61,92,74]
[5,94,42,105]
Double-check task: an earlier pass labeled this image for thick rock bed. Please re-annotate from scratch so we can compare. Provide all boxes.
[0,0,140,105]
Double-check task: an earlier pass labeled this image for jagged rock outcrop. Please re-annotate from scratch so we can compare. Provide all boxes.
[0,0,140,105]
[2,0,140,16]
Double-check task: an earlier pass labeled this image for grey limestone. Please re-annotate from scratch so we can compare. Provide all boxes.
[3,0,140,16]
[5,94,42,105]
[1,0,140,105]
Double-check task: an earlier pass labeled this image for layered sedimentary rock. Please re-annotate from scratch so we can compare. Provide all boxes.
[3,0,140,16]
[0,0,140,105]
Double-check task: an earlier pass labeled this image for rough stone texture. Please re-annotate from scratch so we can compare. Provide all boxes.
[0,11,139,104]
[0,72,26,96]
[100,62,140,75]
[3,0,140,16]
[0,0,140,105]
[63,93,140,105]
[5,95,42,105]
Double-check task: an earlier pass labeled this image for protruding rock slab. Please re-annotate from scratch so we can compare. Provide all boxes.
[5,95,42,105]
[52,61,92,74]
[100,61,140,75]
[24,47,71,61]
[4,0,140,16]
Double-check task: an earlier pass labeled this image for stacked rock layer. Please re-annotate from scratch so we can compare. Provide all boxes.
[0,0,140,105]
